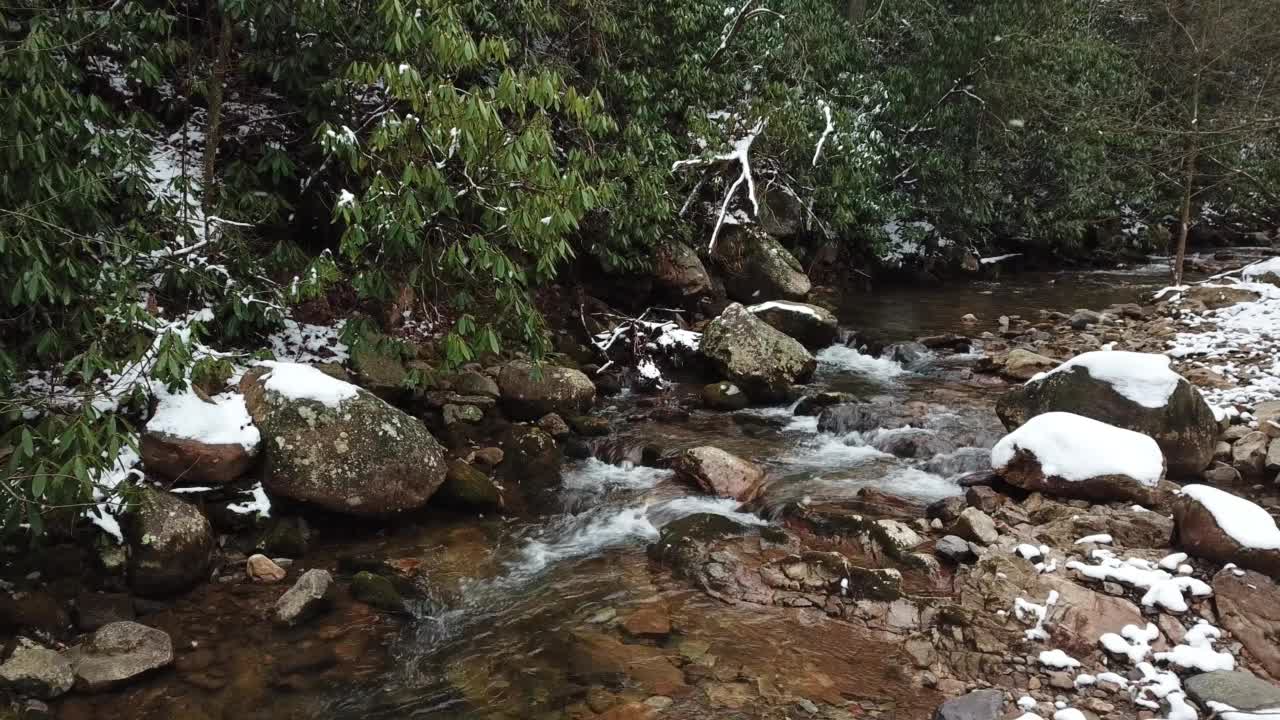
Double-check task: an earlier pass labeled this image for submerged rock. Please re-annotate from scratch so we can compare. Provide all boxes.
[701,381,750,411]
[241,363,447,516]
[498,361,596,421]
[671,446,765,502]
[64,621,173,692]
[817,403,921,434]
[700,303,815,402]
[0,639,74,699]
[995,351,1217,477]
[124,487,213,596]
[437,459,504,511]
[351,571,406,612]
[746,300,839,349]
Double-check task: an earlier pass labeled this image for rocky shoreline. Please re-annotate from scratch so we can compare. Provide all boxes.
[5,253,1280,720]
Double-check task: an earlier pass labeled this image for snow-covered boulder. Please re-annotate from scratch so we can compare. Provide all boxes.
[671,446,765,502]
[711,226,811,303]
[747,300,839,349]
[124,487,214,596]
[240,362,447,516]
[141,388,259,484]
[700,303,815,402]
[996,351,1218,477]
[1174,484,1280,578]
[498,361,596,421]
[992,412,1167,505]
[1242,257,1280,288]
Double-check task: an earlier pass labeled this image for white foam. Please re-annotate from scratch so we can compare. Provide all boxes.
[816,345,904,382]
[561,458,673,493]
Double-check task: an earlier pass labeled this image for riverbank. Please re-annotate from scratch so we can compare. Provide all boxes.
[5,253,1280,720]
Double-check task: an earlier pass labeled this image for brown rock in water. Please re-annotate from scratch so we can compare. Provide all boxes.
[64,621,174,692]
[622,604,672,638]
[671,447,765,502]
[1173,485,1280,578]
[240,364,447,516]
[140,431,257,485]
[246,554,287,583]
[1002,349,1056,381]
[567,630,686,697]
[1213,567,1280,682]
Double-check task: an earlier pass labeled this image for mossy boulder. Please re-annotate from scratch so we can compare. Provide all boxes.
[350,571,405,612]
[255,516,311,558]
[124,488,214,597]
[746,300,838,349]
[497,361,596,421]
[652,240,713,302]
[240,364,447,516]
[437,460,504,511]
[700,303,815,402]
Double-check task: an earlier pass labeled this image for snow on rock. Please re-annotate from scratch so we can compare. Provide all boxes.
[146,387,260,450]
[1166,280,1280,410]
[991,411,1165,486]
[1065,549,1211,613]
[1038,648,1081,669]
[1014,590,1059,642]
[1074,533,1113,545]
[1031,351,1181,409]
[1099,622,1158,664]
[1153,620,1234,673]
[1208,701,1280,720]
[227,482,272,518]
[1051,709,1086,720]
[267,318,349,363]
[257,361,359,409]
[87,443,143,543]
[1179,484,1280,550]
[1241,257,1280,283]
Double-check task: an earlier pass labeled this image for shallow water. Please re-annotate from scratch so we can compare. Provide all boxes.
[76,265,1174,720]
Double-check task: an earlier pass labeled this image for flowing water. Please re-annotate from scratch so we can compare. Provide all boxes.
[74,259,1193,720]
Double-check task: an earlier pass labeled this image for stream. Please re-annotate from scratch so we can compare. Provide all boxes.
[76,258,1193,720]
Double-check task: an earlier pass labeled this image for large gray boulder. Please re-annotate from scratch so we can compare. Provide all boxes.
[64,621,173,692]
[0,639,74,699]
[995,351,1217,477]
[711,226,811,303]
[700,303,816,402]
[747,300,839,349]
[241,363,447,516]
[1185,671,1280,714]
[497,361,596,421]
[124,487,214,596]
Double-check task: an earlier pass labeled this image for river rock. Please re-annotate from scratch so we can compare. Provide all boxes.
[817,403,918,434]
[246,554,287,583]
[991,412,1167,506]
[442,403,483,425]
[1001,349,1056,381]
[950,507,999,545]
[537,413,571,439]
[746,300,838,349]
[351,572,405,612]
[497,361,596,421]
[671,447,765,502]
[700,303,816,402]
[1233,431,1270,477]
[448,369,499,399]
[499,424,563,490]
[701,382,749,411]
[1173,484,1280,577]
[64,621,173,692]
[935,535,977,565]
[653,240,713,302]
[793,391,857,416]
[712,226,811,303]
[1185,671,1280,713]
[240,363,447,516]
[274,569,335,627]
[1212,568,1280,681]
[995,351,1217,477]
[0,639,74,699]
[124,487,213,596]
[933,688,1003,720]
[883,342,930,368]
[437,459,503,510]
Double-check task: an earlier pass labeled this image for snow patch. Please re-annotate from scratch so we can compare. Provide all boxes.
[257,361,360,409]
[146,387,260,451]
[991,412,1164,487]
[1180,484,1280,550]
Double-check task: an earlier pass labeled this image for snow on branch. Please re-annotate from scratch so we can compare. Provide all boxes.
[812,99,834,167]
[672,118,767,252]
[711,1,786,64]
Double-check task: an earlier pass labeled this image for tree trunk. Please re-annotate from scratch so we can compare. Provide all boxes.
[201,12,234,241]
[1172,7,1207,287]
